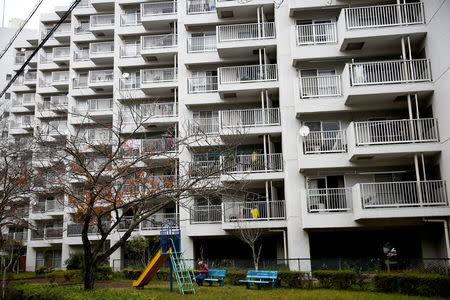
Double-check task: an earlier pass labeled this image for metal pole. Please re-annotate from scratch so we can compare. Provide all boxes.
[414,154,423,205]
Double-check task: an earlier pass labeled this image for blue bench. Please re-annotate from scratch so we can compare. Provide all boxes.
[239,270,278,289]
[204,269,227,287]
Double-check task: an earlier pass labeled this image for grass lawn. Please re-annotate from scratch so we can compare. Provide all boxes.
[100,281,443,300]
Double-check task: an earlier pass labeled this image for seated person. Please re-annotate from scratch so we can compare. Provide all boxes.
[195,261,209,286]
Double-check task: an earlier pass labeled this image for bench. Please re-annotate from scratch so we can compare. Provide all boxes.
[204,269,227,287]
[239,270,278,289]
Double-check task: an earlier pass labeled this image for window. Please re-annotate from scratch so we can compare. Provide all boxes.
[5,74,12,80]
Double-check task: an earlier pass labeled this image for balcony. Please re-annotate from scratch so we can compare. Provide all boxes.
[187,76,218,93]
[306,188,352,213]
[188,118,220,136]
[12,93,35,111]
[88,70,114,91]
[140,213,179,231]
[187,0,216,15]
[222,200,286,229]
[295,23,337,46]
[217,64,278,96]
[302,130,347,154]
[50,95,69,112]
[31,199,64,214]
[9,115,34,134]
[217,22,276,56]
[46,121,68,137]
[221,153,284,182]
[24,71,37,86]
[74,49,90,62]
[121,137,177,159]
[67,222,110,237]
[185,36,219,66]
[120,12,142,27]
[216,0,273,19]
[190,205,222,224]
[51,71,70,89]
[73,77,89,90]
[91,0,114,10]
[7,231,28,242]
[74,98,113,120]
[348,118,440,161]
[89,14,115,35]
[140,68,177,94]
[53,23,71,42]
[140,1,177,29]
[299,75,342,99]
[31,227,63,241]
[219,108,281,137]
[140,102,178,125]
[344,59,433,104]
[89,41,114,63]
[339,3,426,51]
[52,47,70,63]
[141,34,177,59]
[353,180,449,220]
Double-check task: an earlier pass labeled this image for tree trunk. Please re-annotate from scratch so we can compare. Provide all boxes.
[2,251,13,300]
[251,244,258,271]
[83,260,95,290]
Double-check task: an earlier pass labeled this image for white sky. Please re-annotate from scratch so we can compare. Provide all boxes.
[0,0,72,29]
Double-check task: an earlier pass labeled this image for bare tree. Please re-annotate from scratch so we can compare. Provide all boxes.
[34,98,246,290]
[236,223,265,270]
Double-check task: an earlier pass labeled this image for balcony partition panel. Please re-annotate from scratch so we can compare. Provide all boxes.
[219,64,278,84]
[299,75,342,98]
[306,188,352,212]
[295,22,337,45]
[217,22,275,42]
[190,205,222,224]
[303,130,347,154]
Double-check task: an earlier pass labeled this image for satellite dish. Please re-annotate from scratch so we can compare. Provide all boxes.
[299,125,310,137]
[122,73,130,79]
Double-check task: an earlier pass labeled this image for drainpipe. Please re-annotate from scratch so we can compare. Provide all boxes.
[423,218,450,267]
[269,229,287,266]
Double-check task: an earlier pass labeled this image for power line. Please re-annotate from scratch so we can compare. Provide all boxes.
[0,0,44,60]
[0,0,82,99]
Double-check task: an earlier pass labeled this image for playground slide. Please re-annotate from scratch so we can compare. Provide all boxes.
[132,248,169,287]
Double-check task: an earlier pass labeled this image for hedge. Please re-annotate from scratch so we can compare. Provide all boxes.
[312,270,357,290]
[374,272,450,298]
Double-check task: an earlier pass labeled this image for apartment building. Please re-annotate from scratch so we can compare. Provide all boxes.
[5,0,450,271]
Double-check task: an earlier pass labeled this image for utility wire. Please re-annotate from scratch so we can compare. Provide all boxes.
[0,0,82,99]
[0,0,44,60]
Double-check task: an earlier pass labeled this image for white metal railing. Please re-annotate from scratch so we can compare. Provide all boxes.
[300,75,342,98]
[82,128,113,143]
[24,71,37,82]
[40,54,52,64]
[52,71,69,83]
[188,118,219,135]
[8,231,28,242]
[47,121,68,135]
[23,93,35,104]
[13,76,24,85]
[223,200,286,221]
[345,2,425,30]
[141,68,177,83]
[354,118,439,145]
[141,102,177,118]
[31,227,63,240]
[120,44,140,57]
[360,180,448,208]
[219,64,278,84]
[55,23,71,34]
[74,49,90,61]
[141,1,177,17]
[75,22,90,34]
[142,34,177,49]
[50,95,69,109]
[303,130,347,154]
[120,12,142,26]
[89,70,113,83]
[307,188,352,212]
[90,14,115,27]
[53,47,70,58]
[187,76,218,93]
[90,41,114,54]
[190,205,222,223]
[67,222,110,236]
[15,55,25,64]
[187,0,216,14]
[121,137,177,157]
[38,78,51,87]
[187,35,216,52]
[188,160,221,178]
[217,22,275,42]
[220,108,280,128]
[223,153,283,173]
[75,99,113,114]
[295,22,337,45]
[120,77,140,90]
[349,59,432,85]
[73,77,89,89]
[141,213,179,230]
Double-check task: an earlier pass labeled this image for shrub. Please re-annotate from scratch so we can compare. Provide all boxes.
[313,270,357,290]
[374,272,450,298]
[223,271,247,285]
[277,271,311,288]
[65,252,84,270]
[95,265,113,280]
[122,268,143,280]
[63,270,81,281]
[35,266,54,275]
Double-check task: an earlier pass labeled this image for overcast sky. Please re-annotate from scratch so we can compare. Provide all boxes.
[1,0,72,30]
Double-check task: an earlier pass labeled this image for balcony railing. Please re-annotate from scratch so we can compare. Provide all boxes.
[53,47,70,58]
[120,12,141,26]
[73,77,89,89]
[223,153,283,173]
[141,102,177,118]
[89,70,113,83]
[142,34,177,49]
[349,59,431,86]
[223,200,286,222]
[295,22,337,45]
[141,68,177,83]
[188,161,221,178]
[354,118,439,146]
[55,23,71,34]
[188,118,219,135]
[360,180,448,208]
[299,75,342,98]
[303,130,347,154]
[217,22,275,42]
[218,64,278,84]
[120,44,140,58]
[15,55,26,64]
[141,213,178,230]
[187,0,215,14]
[67,222,110,236]
[52,71,70,83]
[7,231,28,242]
[50,95,69,109]
[90,41,114,54]
[345,2,425,30]
[74,49,90,61]
[141,1,177,17]
[23,93,35,104]
[121,137,177,157]
[47,121,68,135]
[190,205,222,224]
[75,98,113,114]
[74,22,90,34]
[32,199,64,213]
[220,108,280,128]
[90,14,115,27]
[40,54,52,64]
[24,71,37,82]
[187,76,218,93]
[31,227,63,240]
[306,188,352,212]
[187,35,216,52]
[119,77,140,90]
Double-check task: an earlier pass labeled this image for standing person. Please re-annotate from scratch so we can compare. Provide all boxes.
[195,261,209,286]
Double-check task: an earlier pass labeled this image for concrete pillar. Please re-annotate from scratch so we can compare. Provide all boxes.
[61,243,70,270]
[25,246,36,272]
